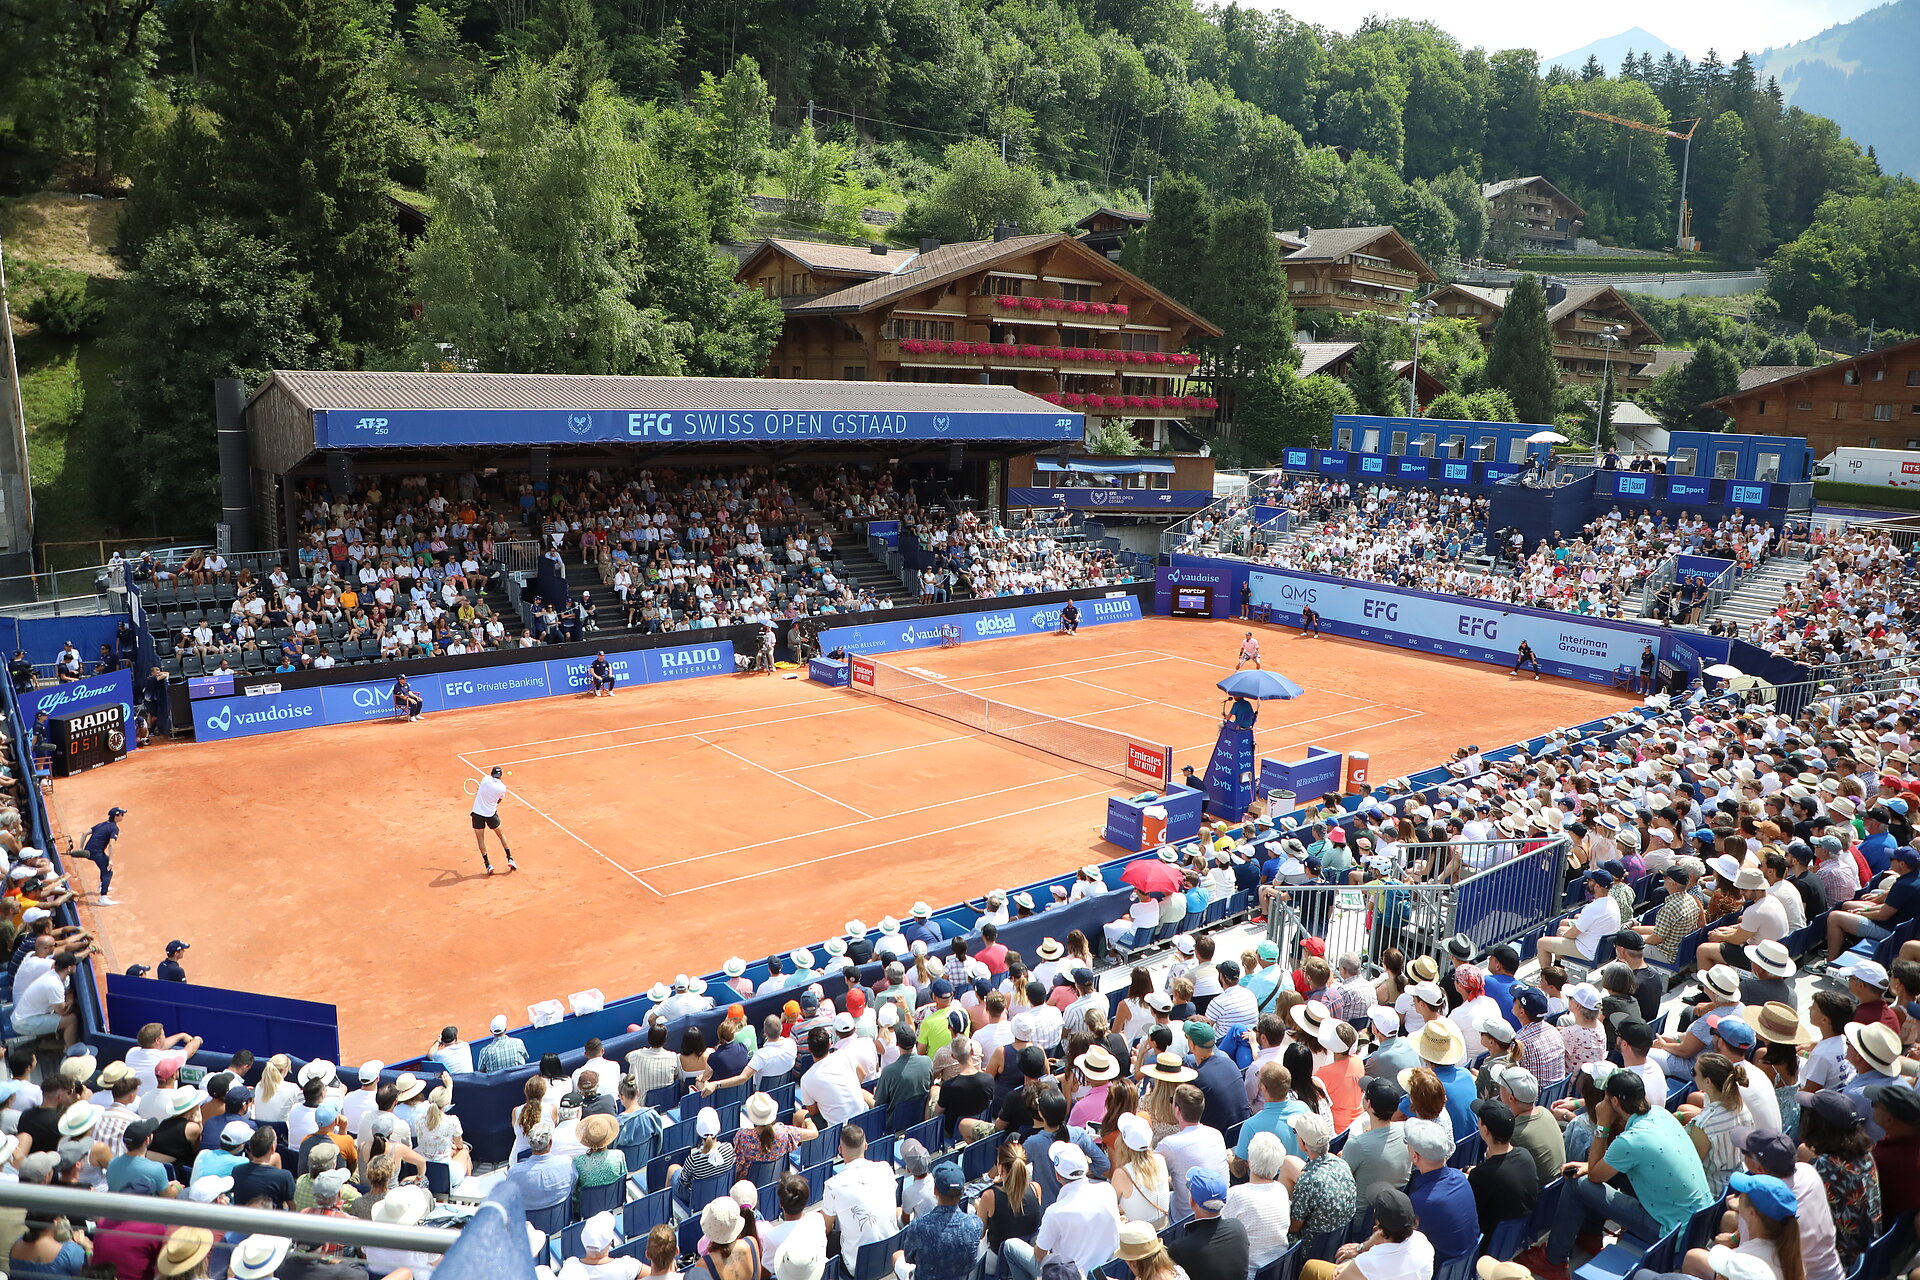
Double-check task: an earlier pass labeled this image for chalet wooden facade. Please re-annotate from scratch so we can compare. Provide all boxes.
[1279,226,1438,317]
[737,233,1223,438]
[1481,176,1587,251]
[1706,337,1920,455]
[1423,280,1663,392]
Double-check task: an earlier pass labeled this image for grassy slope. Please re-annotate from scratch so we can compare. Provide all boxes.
[2,193,125,549]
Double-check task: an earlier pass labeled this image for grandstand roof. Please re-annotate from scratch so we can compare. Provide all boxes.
[244,371,1077,472]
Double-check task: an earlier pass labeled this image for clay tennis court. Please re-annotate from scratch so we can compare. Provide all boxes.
[53,616,1630,1058]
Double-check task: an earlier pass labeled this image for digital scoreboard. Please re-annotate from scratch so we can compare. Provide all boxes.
[52,703,127,776]
[1169,584,1214,618]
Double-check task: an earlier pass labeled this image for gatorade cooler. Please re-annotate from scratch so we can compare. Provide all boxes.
[1345,751,1370,792]
[1141,805,1168,848]
[1267,789,1296,819]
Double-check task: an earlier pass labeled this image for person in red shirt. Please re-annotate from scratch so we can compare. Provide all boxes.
[1868,1084,1920,1223]
[974,923,1009,976]
[1840,959,1903,1032]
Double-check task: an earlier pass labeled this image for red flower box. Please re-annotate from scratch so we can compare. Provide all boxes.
[1200,397,1219,410]
[1127,350,1149,364]
[1021,297,1045,312]
[1089,302,1111,316]
[1146,396,1165,409]
[1062,393,1084,407]
[1105,395,1127,409]
[899,338,924,353]
[971,342,995,357]
[1125,395,1145,408]
[1182,396,1202,409]
[997,295,1018,308]
[1041,347,1064,360]
[1147,352,1168,365]
[993,343,1016,358]
[1017,344,1041,359]
[1045,298,1069,311]
[1068,301,1090,314]
[1112,303,1129,315]
[1108,350,1129,364]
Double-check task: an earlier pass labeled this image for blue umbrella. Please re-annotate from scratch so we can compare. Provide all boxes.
[1216,669,1305,700]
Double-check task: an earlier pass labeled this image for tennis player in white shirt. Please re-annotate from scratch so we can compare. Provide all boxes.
[470,767,517,875]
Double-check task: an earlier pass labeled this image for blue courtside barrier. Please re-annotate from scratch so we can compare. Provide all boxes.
[818,593,1142,657]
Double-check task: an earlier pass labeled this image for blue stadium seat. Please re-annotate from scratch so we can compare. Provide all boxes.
[526,1199,569,1236]
[623,1187,672,1237]
[577,1178,625,1220]
[852,1228,905,1280]
[1483,1216,1533,1261]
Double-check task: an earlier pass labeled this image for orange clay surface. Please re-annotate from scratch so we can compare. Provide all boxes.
[52,616,1630,1059]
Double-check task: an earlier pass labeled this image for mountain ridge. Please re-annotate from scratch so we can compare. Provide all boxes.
[1545,27,1686,76]
[1757,0,1917,175]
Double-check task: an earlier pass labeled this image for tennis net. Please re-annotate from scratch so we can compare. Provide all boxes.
[848,654,1173,786]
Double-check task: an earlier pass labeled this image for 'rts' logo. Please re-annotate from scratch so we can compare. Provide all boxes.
[1459,617,1499,640]
[1362,599,1399,622]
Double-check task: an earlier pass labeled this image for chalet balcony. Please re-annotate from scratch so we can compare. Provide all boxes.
[882,337,1201,376]
[1036,390,1218,418]
[1336,262,1418,289]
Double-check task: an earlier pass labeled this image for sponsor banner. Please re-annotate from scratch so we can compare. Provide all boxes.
[1243,566,1667,685]
[1006,488,1213,510]
[1395,457,1430,481]
[1675,554,1736,587]
[1728,481,1772,508]
[1125,742,1169,785]
[31,669,139,753]
[1667,476,1711,504]
[1283,449,1312,469]
[1439,460,1472,483]
[192,642,736,743]
[1153,563,1240,619]
[1611,473,1654,498]
[1357,454,1389,475]
[316,407,1080,449]
[850,656,876,688]
[867,520,901,549]
[819,595,1144,657]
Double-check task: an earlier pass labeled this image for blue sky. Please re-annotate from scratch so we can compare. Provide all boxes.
[1258,0,1888,60]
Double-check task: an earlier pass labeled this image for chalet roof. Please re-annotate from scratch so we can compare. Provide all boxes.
[785,232,1221,335]
[1430,281,1660,341]
[1074,207,1149,229]
[754,237,921,276]
[1282,225,1437,280]
[1737,365,1818,391]
[1478,175,1588,220]
[1639,349,1695,379]
[1296,342,1360,378]
[1707,337,1920,408]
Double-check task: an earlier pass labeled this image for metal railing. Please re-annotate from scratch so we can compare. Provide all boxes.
[1637,555,1675,617]
[1755,655,1920,717]
[1263,836,1570,970]
[1159,469,1284,556]
[0,1182,461,1254]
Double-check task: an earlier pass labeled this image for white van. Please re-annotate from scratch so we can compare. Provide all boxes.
[1813,447,1920,489]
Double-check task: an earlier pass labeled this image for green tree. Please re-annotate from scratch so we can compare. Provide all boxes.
[630,162,783,377]
[1482,273,1560,424]
[899,138,1058,243]
[1238,368,1356,458]
[1646,340,1740,430]
[1428,168,1488,260]
[410,57,685,375]
[1120,173,1209,313]
[1719,155,1770,266]
[774,126,853,225]
[1465,387,1518,421]
[516,0,610,86]
[1423,390,1472,419]
[1201,197,1296,386]
[691,55,773,210]
[208,0,408,364]
[1084,418,1141,454]
[0,0,162,183]
[98,220,316,525]
[1394,181,1459,268]
[1345,321,1403,415]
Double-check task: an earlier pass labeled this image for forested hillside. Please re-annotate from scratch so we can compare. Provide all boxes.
[0,0,1914,529]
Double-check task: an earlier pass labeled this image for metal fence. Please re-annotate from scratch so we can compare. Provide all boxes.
[1754,655,1920,718]
[1159,469,1282,555]
[1263,836,1570,970]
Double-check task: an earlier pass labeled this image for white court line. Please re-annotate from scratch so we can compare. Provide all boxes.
[781,732,978,770]
[463,701,880,768]
[1176,708,1430,756]
[463,688,857,755]
[667,787,1114,897]
[465,767,665,897]
[632,774,1094,873]
[955,653,1187,697]
[697,736,876,820]
[1059,675,1222,719]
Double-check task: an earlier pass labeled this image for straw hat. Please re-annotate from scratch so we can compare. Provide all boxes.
[226,1235,292,1280]
[1740,1002,1816,1048]
[1844,1021,1902,1075]
[1116,1221,1161,1261]
[1412,1020,1467,1067]
[155,1228,215,1278]
[392,1072,426,1103]
[374,1185,434,1227]
[579,1112,619,1150]
[1699,965,1744,1004]
[1141,1052,1197,1084]
[1075,1047,1121,1082]
[744,1092,779,1127]
[1289,1000,1331,1039]
[1408,956,1441,983]
[1748,940,1795,980]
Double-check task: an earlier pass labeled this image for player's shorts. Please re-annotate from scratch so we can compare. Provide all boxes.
[471,812,500,830]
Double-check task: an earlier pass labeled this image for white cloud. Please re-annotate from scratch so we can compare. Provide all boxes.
[1251,0,1886,60]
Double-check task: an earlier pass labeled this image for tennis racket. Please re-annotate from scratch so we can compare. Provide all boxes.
[463,771,511,796]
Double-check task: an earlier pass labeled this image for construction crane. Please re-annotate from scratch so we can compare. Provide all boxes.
[1572,109,1702,250]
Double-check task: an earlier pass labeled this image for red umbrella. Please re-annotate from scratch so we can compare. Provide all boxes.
[1122,855,1185,896]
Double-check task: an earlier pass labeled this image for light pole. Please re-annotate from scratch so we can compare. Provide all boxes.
[1596,322,1625,451]
[1407,298,1437,416]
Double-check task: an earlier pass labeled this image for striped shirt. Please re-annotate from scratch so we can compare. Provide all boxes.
[625,1048,678,1099]
[1514,1020,1568,1083]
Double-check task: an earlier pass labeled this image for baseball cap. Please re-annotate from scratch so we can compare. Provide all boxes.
[1049,1140,1090,1180]
[1839,958,1891,989]
[186,1175,234,1204]
[1804,1089,1863,1129]
[489,1015,508,1034]
[1869,1083,1920,1128]
[1728,1170,1797,1219]
[1184,1020,1219,1048]
[166,940,190,954]
[1470,1098,1516,1142]
[1489,1063,1539,1105]
[1372,1188,1416,1239]
[1736,1128,1796,1177]
[580,1211,618,1254]
[1710,1016,1757,1049]
[1512,985,1549,1018]
[930,979,954,998]
[933,1163,965,1195]
[108,807,127,817]
[1186,1166,1228,1212]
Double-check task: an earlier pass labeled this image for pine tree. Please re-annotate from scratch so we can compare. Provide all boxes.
[208,0,408,364]
[1482,274,1561,425]
[1345,321,1403,416]
[1719,156,1770,266]
[1201,197,1296,387]
[1121,174,1210,314]
[1647,341,1740,430]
